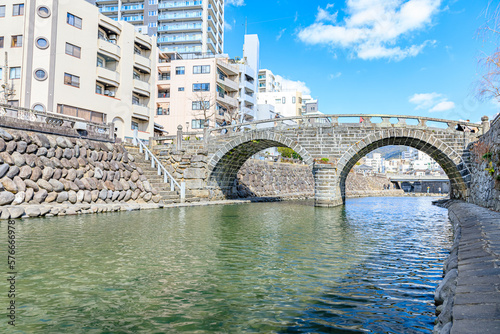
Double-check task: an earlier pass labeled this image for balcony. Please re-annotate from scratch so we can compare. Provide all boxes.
[133,79,151,97]
[158,23,202,32]
[216,58,239,76]
[157,34,202,44]
[132,104,150,119]
[244,80,255,93]
[158,11,202,21]
[159,1,203,10]
[135,33,152,50]
[99,6,118,13]
[97,67,120,87]
[121,15,144,22]
[157,92,170,104]
[98,39,121,61]
[217,76,238,93]
[216,94,238,108]
[121,4,144,13]
[134,54,151,73]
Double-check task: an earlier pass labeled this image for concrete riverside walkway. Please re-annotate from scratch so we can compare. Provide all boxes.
[447,202,500,333]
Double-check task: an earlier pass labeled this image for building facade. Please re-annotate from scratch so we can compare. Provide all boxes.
[1,0,156,141]
[258,69,281,93]
[237,34,259,122]
[256,90,303,118]
[89,0,224,56]
[155,52,239,134]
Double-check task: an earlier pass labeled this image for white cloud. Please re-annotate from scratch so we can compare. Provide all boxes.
[224,22,233,31]
[275,75,311,95]
[409,92,455,112]
[225,0,245,6]
[276,28,286,41]
[329,72,342,79]
[298,0,442,61]
[429,101,455,112]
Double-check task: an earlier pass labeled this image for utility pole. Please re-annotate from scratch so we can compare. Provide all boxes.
[2,52,15,104]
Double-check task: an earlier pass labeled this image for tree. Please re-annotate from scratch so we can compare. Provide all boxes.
[190,91,215,129]
[476,2,500,102]
[278,147,302,160]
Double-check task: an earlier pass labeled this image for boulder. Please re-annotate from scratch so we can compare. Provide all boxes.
[32,189,48,204]
[25,207,41,217]
[37,179,53,192]
[42,167,54,180]
[11,152,25,167]
[99,189,107,200]
[131,170,140,182]
[69,157,79,169]
[46,148,55,158]
[74,178,85,190]
[26,144,38,154]
[25,187,34,202]
[52,168,62,180]
[19,166,32,180]
[13,176,26,192]
[68,190,77,204]
[91,190,99,202]
[111,191,120,201]
[69,181,79,192]
[1,178,17,193]
[9,207,25,219]
[123,190,132,202]
[144,192,153,202]
[25,154,36,167]
[77,190,85,203]
[0,164,9,178]
[12,191,25,205]
[53,158,64,169]
[24,179,39,191]
[6,166,20,179]
[32,134,50,148]
[0,129,13,141]
[0,191,15,205]
[67,169,77,181]
[94,167,104,179]
[143,181,153,192]
[49,179,64,192]
[16,141,27,154]
[63,148,73,159]
[0,138,5,152]
[84,190,92,203]
[6,141,16,154]
[36,147,48,156]
[30,167,42,181]
[45,192,57,203]
[0,152,13,165]
[57,192,69,203]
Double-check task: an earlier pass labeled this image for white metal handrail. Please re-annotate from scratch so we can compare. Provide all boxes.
[133,130,185,202]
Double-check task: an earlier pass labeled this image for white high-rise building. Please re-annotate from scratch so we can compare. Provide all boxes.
[88,0,224,56]
[237,35,259,122]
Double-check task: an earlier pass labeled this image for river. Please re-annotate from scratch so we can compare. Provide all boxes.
[1,197,451,333]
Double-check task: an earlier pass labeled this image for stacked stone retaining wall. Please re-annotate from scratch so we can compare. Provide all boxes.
[0,127,161,219]
[468,116,500,211]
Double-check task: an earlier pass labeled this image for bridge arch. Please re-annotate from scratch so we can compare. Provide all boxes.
[207,132,314,199]
[336,129,471,202]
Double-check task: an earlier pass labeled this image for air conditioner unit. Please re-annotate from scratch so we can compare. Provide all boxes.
[109,34,117,40]
[104,90,110,95]
[108,91,115,97]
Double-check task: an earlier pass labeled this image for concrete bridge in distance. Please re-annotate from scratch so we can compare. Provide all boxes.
[155,114,490,207]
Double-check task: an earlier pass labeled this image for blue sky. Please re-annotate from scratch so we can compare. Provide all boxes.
[223,0,499,123]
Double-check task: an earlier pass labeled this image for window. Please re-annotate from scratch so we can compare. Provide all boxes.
[11,35,22,47]
[292,96,296,104]
[275,98,281,104]
[0,37,3,48]
[192,119,209,129]
[133,71,140,80]
[282,97,286,104]
[36,37,49,49]
[9,67,21,79]
[13,4,24,16]
[64,73,80,87]
[192,101,210,110]
[33,104,45,112]
[193,83,210,91]
[149,0,158,4]
[65,43,81,58]
[134,46,141,55]
[175,66,185,75]
[148,22,157,27]
[132,95,140,105]
[148,11,157,16]
[58,104,106,123]
[0,6,5,17]
[178,87,184,91]
[131,121,139,130]
[96,57,104,67]
[193,65,210,74]
[0,68,2,80]
[34,69,47,81]
[37,6,50,18]
[95,84,103,95]
[67,13,82,29]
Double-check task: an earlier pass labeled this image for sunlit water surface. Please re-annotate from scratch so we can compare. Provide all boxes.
[0,197,451,333]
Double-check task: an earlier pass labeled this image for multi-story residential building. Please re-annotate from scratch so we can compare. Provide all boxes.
[88,0,224,56]
[155,52,239,134]
[237,34,259,122]
[1,0,156,141]
[302,95,319,115]
[256,91,303,118]
[258,69,281,93]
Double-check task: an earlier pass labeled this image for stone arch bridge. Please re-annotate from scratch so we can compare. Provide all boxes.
[154,115,489,207]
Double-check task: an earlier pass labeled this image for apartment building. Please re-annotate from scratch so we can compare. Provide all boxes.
[256,91,303,118]
[237,34,259,122]
[258,69,281,93]
[1,0,156,141]
[89,0,224,56]
[155,52,238,134]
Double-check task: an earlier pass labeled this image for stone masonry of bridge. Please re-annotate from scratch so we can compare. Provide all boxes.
[153,115,486,207]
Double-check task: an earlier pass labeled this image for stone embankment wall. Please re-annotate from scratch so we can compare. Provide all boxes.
[468,116,500,211]
[0,127,160,219]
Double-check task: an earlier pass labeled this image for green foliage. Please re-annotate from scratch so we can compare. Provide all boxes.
[483,152,493,161]
[486,161,495,175]
[321,158,329,162]
[278,147,302,160]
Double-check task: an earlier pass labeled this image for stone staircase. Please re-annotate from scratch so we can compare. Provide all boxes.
[125,146,197,204]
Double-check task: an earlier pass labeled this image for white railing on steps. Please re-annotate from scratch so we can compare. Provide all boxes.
[133,130,185,202]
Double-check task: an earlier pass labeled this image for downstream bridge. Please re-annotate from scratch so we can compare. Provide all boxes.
[153,114,489,207]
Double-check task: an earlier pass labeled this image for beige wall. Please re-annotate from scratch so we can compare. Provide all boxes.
[1,0,156,141]
[155,55,238,135]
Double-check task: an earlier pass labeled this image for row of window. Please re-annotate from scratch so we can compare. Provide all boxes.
[0,35,23,48]
[175,65,211,75]
[0,4,24,17]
